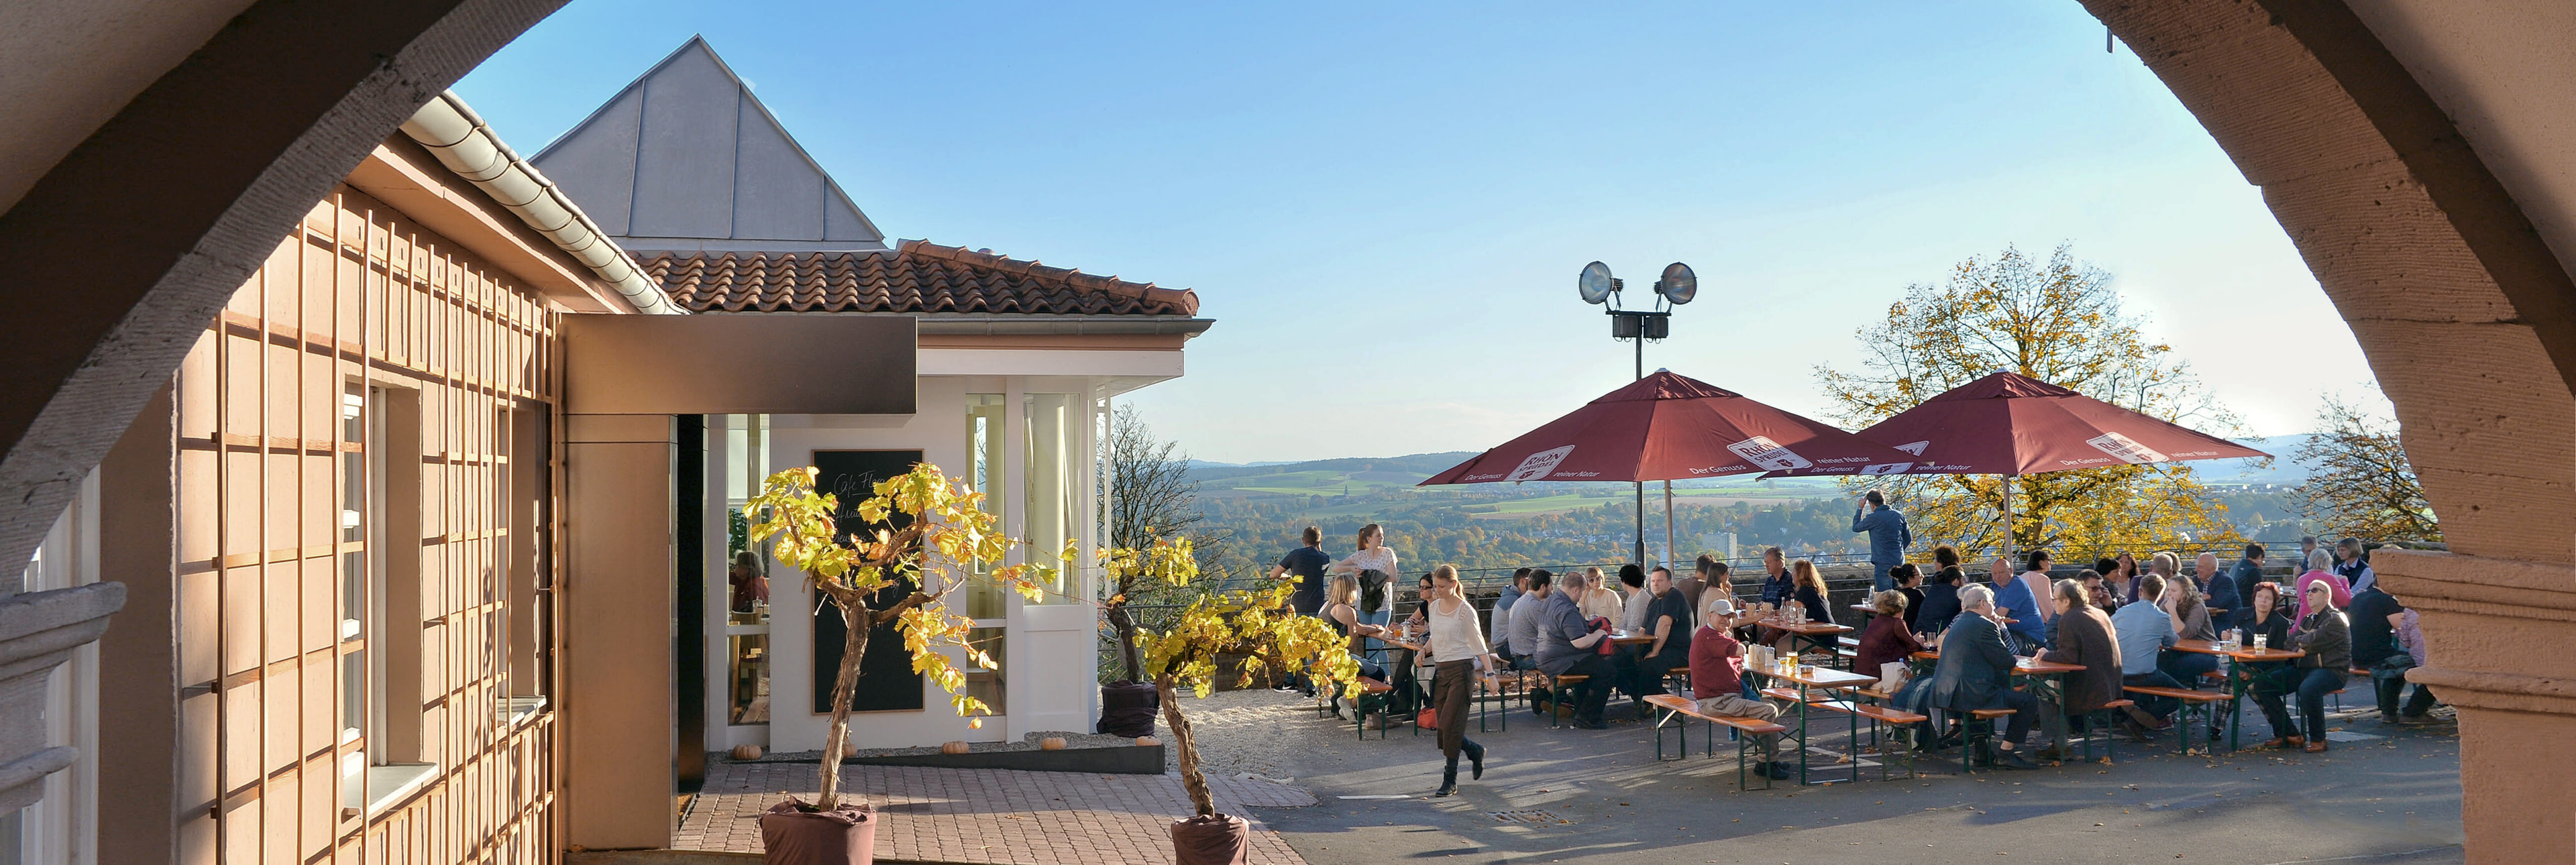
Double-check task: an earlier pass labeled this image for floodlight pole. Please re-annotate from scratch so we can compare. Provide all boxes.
[1587,262,1688,571]
[1607,307,1668,569]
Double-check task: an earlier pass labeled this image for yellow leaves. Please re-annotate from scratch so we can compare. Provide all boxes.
[1127,580,1353,703]
[1820,242,2249,557]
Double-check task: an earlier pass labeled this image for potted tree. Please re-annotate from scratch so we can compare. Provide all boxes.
[1116,538,1356,865]
[744,465,1053,865]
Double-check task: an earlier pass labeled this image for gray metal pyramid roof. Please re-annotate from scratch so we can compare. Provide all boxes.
[531,36,887,253]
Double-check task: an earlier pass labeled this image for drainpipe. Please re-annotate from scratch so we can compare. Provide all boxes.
[398,91,682,315]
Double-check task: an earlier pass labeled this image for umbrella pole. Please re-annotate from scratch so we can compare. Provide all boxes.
[1635,480,1646,566]
[1664,480,1676,569]
[2000,473,2017,572]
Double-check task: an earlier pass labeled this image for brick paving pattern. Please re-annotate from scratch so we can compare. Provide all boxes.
[680,760,1314,865]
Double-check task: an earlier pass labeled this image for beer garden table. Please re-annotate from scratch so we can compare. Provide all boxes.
[1742,662,1876,784]
[2172,638,2304,751]
[1907,650,2087,754]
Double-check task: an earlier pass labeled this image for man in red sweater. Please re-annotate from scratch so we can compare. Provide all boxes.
[1691,599,1793,780]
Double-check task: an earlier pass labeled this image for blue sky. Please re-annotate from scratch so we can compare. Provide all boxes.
[457,1,2377,463]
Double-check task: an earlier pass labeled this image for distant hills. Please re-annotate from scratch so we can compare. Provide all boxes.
[2196,435,2324,486]
[1188,434,2324,497]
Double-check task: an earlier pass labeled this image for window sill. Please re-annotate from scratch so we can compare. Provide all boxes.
[341,762,439,819]
[500,695,547,728]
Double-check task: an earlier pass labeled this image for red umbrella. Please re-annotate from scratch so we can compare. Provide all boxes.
[1422,370,1923,564]
[1777,371,2269,565]
[1424,370,1926,484]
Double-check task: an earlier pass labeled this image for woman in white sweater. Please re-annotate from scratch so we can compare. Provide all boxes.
[1422,564,1497,796]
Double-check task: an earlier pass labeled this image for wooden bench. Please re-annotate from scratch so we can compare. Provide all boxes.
[1350,678,1396,740]
[1644,694,1786,790]
[2073,698,2137,763]
[1803,699,1927,778]
[1541,674,1590,728]
[1960,708,2017,773]
[2125,685,2228,754]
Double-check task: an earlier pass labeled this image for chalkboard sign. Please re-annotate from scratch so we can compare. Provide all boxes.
[811,449,926,714]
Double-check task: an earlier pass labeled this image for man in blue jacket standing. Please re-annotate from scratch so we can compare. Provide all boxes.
[1852,490,1912,592]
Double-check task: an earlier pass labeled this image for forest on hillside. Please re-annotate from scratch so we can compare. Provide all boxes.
[1187,473,2308,585]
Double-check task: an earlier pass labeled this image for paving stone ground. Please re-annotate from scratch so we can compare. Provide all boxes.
[679,759,1314,865]
[681,687,2464,865]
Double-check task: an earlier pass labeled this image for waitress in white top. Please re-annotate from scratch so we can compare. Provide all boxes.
[1422,564,1497,797]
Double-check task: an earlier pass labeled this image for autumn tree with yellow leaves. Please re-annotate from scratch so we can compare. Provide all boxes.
[1112,536,1357,819]
[745,464,1057,812]
[1815,243,2247,560]
[2295,389,2440,543]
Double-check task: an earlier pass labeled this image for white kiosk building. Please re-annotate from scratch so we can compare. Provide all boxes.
[533,38,1210,756]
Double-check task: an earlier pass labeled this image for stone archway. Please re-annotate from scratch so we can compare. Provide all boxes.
[0,1,2567,860]
[2087,3,2575,858]
[0,0,568,591]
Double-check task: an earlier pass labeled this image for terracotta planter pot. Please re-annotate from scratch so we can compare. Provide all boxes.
[759,799,875,865]
[1170,813,1250,865]
[1098,681,1158,738]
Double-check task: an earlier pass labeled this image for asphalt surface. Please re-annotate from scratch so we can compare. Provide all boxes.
[1182,690,2464,865]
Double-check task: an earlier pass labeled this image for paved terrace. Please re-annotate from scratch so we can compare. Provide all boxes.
[681,690,2462,865]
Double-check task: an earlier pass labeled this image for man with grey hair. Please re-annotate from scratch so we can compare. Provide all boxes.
[1929,582,2039,769]
[1534,569,1616,729]
[2200,551,2241,634]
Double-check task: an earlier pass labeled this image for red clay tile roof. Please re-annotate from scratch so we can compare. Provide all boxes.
[643,239,1200,316]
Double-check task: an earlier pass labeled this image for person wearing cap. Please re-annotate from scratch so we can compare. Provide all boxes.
[1688,597,1793,780]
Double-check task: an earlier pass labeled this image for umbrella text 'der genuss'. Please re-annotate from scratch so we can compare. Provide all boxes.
[1422,370,1925,564]
[1777,371,2270,567]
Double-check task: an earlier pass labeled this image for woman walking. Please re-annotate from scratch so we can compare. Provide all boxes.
[1421,565,1495,796]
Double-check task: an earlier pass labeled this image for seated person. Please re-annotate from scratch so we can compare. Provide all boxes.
[1504,570,1556,670]
[1690,599,1793,780]
[1992,550,2053,651]
[1892,564,1929,633]
[1929,584,2040,769]
[2036,578,2124,758]
[1854,589,1925,679]
[1615,567,1693,708]
[1617,564,1652,634]
[1578,566,1625,622]
[2111,573,2184,737]
[1322,573,1393,727]
[1915,546,1968,635]
[1534,570,1618,730]
[2080,568,2121,612]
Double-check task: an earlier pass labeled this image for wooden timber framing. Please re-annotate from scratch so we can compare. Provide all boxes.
[170,182,564,864]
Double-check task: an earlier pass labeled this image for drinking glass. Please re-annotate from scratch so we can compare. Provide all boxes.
[2251,634,2267,651]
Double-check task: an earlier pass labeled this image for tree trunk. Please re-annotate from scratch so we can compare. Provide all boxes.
[1154,675,1215,817]
[1108,605,1141,683]
[817,601,871,811]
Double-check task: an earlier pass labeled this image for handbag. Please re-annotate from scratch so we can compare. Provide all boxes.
[2372,632,2419,681]
[1877,660,1912,694]
[1416,706,1438,730]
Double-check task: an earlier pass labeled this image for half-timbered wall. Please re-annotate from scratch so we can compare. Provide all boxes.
[170,185,560,864]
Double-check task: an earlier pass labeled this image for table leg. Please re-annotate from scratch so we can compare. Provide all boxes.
[1795,681,1811,785]
[2226,661,2246,752]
